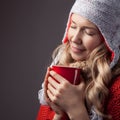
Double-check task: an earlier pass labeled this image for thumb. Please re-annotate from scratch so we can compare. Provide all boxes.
[78,75,85,89]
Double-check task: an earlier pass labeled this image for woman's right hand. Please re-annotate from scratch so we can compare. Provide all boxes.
[44,67,65,119]
[46,70,90,120]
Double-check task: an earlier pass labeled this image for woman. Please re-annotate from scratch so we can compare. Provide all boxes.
[37,0,120,120]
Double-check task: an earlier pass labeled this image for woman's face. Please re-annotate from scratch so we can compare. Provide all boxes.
[68,13,102,61]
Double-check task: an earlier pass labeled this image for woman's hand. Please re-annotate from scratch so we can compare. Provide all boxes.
[44,67,65,119]
[47,70,86,112]
[47,70,90,120]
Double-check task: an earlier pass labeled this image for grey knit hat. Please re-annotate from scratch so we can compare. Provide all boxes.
[62,0,120,68]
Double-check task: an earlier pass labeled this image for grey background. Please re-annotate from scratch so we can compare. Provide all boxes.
[0,0,74,120]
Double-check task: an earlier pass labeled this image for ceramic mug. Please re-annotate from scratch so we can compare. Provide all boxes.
[51,65,81,85]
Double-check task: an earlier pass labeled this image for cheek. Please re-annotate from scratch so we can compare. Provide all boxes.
[68,29,74,40]
[67,31,70,40]
[84,37,101,51]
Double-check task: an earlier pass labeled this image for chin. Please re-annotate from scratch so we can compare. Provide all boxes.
[71,54,85,61]
[70,50,87,61]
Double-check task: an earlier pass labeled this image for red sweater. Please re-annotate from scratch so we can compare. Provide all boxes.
[36,76,120,120]
[104,76,120,120]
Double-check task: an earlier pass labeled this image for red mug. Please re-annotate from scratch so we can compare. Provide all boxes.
[51,65,81,85]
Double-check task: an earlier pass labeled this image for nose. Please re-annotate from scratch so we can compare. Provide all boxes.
[71,29,82,44]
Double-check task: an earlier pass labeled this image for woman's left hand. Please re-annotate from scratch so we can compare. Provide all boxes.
[47,70,86,112]
[44,67,65,119]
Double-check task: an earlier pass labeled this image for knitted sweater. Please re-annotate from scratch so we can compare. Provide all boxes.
[104,75,120,120]
[36,76,120,120]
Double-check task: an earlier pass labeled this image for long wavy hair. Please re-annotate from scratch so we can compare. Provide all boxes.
[51,41,120,117]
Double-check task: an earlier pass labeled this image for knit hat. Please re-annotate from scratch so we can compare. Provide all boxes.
[62,0,120,68]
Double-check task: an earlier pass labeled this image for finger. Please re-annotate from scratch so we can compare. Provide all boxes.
[48,83,57,96]
[79,81,85,90]
[44,67,51,82]
[44,67,50,88]
[46,99,63,115]
[80,75,85,86]
[47,89,54,102]
[45,95,51,104]
[49,71,67,84]
[44,67,51,97]
[77,75,85,89]
[48,76,60,89]
[47,89,60,105]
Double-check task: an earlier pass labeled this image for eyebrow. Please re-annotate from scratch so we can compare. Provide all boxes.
[71,20,98,31]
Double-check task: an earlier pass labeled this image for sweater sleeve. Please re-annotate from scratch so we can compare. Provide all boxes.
[36,105,70,120]
[36,105,55,120]
[105,76,120,120]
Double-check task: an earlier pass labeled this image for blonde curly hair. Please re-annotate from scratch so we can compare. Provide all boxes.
[51,41,120,117]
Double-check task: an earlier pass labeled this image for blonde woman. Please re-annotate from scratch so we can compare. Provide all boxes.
[37,0,120,120]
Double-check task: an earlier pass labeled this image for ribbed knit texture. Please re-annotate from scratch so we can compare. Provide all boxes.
[36,105,70,120]
[62,0,120,68]
[105,76,120,120]
[36,105,55,120]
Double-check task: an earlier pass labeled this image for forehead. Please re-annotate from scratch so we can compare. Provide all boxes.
[71,13,97,28]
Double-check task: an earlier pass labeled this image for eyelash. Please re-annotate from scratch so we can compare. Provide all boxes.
[70,25,95,36]
[85,31,95,36]
[70,25,76,29]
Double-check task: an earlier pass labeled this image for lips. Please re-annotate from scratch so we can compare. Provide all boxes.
[71,45,85,53]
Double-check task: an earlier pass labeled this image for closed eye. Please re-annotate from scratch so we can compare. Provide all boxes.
[70,21,77,29]
[84,28,97,36]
